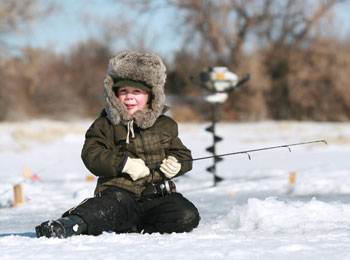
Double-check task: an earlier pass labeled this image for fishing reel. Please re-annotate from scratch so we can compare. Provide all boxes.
[142,180,175,198]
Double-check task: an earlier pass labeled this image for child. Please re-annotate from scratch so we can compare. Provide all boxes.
[35,51,200,238]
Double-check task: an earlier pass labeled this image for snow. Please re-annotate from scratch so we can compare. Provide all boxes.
[1,119,350,260]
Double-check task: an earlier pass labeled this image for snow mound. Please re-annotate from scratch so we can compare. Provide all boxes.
[222,197,350,233]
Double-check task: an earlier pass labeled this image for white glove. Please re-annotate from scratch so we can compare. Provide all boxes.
[121,157,150,181]
[160,156,181,178]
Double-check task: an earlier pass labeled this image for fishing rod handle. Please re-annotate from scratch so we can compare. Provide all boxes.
[147,162,162,170]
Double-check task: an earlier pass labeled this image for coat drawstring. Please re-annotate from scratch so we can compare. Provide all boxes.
[126,120,135,144]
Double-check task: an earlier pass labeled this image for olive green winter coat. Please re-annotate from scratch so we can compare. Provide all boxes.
[81,111,193,198]
[82,51,192,198]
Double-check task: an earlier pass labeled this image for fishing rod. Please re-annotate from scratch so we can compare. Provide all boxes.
[147,140,327,170]
[190,139,327,162]
[143,140,327,197]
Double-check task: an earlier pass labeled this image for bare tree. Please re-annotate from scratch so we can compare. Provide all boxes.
[261,0,342,119]
[0,0,55,55]
[118,0,348,121]
[286,38,350,121]
[1,0,348,121]
[122,0,341,62]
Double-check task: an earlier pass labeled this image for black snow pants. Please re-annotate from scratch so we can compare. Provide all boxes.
[63,187,200,236]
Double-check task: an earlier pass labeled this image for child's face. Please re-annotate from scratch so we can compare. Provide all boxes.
[117,86,150,116]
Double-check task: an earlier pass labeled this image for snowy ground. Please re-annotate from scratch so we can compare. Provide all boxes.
[1,119,350,260]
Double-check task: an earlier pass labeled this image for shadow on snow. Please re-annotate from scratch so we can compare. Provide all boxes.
[0,232,36,238]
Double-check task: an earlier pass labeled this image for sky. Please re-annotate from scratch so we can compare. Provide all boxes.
[11,0,182,59]
[9,0,350,59]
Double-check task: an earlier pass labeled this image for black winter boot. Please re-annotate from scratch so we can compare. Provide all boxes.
[35,215,87,238]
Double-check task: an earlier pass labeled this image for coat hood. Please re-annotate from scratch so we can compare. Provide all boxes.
[104,50,166,129]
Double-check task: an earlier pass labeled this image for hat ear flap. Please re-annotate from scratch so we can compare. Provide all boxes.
[104,74,132,125]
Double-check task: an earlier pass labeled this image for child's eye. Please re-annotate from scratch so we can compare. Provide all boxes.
[118,89,128,95]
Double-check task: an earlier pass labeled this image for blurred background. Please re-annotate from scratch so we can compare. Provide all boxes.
[1,0,349,122]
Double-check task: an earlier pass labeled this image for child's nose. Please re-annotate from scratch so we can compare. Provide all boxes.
[125,93,133,98]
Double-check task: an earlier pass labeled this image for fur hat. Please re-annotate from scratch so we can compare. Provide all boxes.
[104,51,166,128]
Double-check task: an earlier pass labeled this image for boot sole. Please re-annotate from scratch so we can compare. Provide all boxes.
[35,220,67,238]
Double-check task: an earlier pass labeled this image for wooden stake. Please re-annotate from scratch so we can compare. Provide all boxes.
[24,167,32,179]
[289,172,296,185]
[10,184,24,207]
[85,175,95,182]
